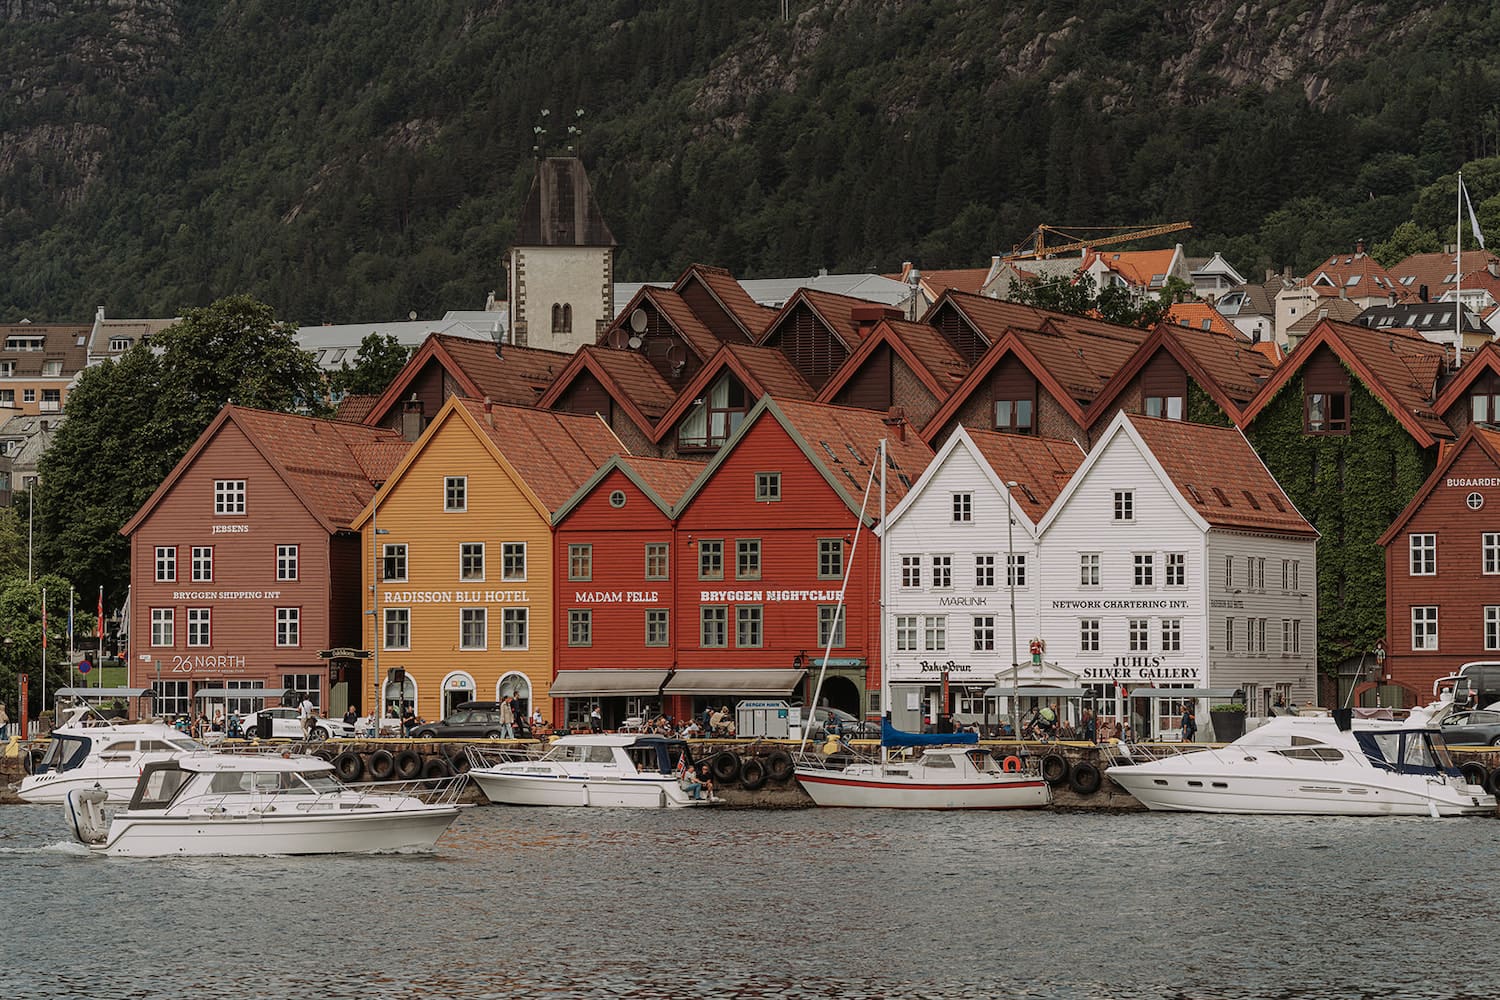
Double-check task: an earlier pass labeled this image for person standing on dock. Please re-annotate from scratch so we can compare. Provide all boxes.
[1180,705,1197,743]
[590,704,603,733]
[498,696,515,739]
[0,702,8,739]
[298,693,315,740]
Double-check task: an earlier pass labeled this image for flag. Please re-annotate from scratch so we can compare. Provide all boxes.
[1463,176,1486,249]
[97,586,105,642]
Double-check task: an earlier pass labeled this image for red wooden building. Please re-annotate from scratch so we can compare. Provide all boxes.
[1378,424,1500,700]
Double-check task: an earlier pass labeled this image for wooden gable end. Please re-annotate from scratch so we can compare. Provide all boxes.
[634,302,704,390]
[1140,349,1187,397]
[370,357,447,433]
[678,277,752,345]
[766,301,848,390]
[833,342,894,413]
[1303,345,1351,394]
[554,370,613,421]
[932,303,988,364]
[559,467,674,534]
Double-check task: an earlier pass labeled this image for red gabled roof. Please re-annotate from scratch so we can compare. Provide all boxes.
[121,406,407,536]
[361,333,570,427]
[1388,249,1500,300]
[893,262,991,301]
[1378,424,1500,547]
[1166,302,1238,337]
[1304,247,1409,301]
[1085,323,1275,428]
[1239,319,1453,446]
[535,344,677,431]
[674,263,779,340]
[333,394,379,424]
[769,398,935,512]
[650,343,814,443]
[964,429,1085,523]
[625,455,705,507]
[1434,341,1500,416]
[639,286,722,361]
[816,318,970,405]
[1125,414,1316,537]
[456,399,625,513]
[759,287,886,352]
[1084,247,1177,289]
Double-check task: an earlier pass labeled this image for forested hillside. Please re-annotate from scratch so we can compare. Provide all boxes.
[3,0,1500,323]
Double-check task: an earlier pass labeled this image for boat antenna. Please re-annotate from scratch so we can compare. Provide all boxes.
[798,438,882,755]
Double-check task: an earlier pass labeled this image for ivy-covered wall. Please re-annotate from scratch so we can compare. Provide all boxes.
[1186,380,1234,427]
[1245,370,1434,674]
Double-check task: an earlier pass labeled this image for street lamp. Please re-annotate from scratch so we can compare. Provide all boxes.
[1003,480,1020,740]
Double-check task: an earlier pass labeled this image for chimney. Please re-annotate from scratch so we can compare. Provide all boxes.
[1419,284,1429,302]
[1490,261,1499,278]
[400,394,425,442]
[1355,239,1366,257]
[882,407,908,442]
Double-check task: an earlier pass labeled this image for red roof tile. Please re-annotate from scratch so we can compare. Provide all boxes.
[578,346,678,420]
[885,318,970,388]
[1304,248,1408,300]
[965,429,1085,523]
[457,399,626,512]
[333,394,379,423]
[1167,302,1238,337]
[1161,324,1277,407]
[624,455,705,507]
[643,287,722,361]
[771,398,935,511]
[437,335,571,406]
[1388,249,1500,300]
[681,264,780,339]
[1125,414,1315,537]
[724,343,815,399]
[1085,248,1177,289]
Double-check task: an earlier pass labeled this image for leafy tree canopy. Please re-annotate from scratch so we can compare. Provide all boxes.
[1009,271,1180,328]
[0,573,97,720]
[331,333,410,397]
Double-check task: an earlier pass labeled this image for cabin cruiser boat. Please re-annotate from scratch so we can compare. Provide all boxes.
[1105,705,1495,816]
[466,734,717,808]
[16,706,207,805]
[64,755,467,856]
[794,719,1052,810]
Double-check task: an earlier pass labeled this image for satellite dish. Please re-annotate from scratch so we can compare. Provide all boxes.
[627,335,643,350]
[629,308,648,333]
[666,343,687,369]
[408,311,417,321]
[606,328,629,349]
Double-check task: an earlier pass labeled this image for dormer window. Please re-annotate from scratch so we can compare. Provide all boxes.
[108,337,132,352]
[5,336,42,351]
[1305,392,1349,434]
[677,374,747,450]
[1471,374,1500,424]
[994,398,1034,434]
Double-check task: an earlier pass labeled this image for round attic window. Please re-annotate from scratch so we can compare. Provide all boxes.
[609,490,627,509]
[1468,492,1484,511]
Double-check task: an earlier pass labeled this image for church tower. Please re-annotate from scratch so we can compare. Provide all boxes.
[507,156,616,353]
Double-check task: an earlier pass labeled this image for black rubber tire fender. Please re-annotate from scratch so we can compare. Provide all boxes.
[1485,767,1500,799]
[448,751,471,775]
[710,751,741,785]
[1068,761,1102,796]
[740,756,768,791]
[764,749,794,783]
[394,749,423,780]
[366,749,396,781]
[1041,752,1071,787]
[421,755,452,779]
[314,748,336,763]
[1459,761,1488,789]
[333,751,364,782]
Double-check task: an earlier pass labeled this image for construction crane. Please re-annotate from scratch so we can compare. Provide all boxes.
[1003,221,1193,260]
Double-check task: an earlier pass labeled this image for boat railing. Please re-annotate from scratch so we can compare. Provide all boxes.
[465,744,543,770]
[337,774,470,807]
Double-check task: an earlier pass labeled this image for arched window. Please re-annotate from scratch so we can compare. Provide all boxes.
[551,303,564,333]
[562,304,573,333]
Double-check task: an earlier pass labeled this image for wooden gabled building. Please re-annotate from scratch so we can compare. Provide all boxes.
[814,316,971,428]
[536,344,678,455]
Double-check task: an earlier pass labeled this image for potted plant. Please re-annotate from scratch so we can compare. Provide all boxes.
[1209,703,1246,742]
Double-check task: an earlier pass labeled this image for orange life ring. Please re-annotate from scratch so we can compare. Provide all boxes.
[1002,755,1023,772]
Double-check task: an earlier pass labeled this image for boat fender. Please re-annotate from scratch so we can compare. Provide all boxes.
[1001,755,1023,773]
[710,751,742,785]
[448,751,472,775]
[1040,752,1071,787]
[394,749,423,781]
[1068,761,1102,796]
[333,751,364,782]
[1485,767,1500,799]
[367,749,397,781]
[740,757,768,791]
[421,756,452,779]
[66,787,109,846]
[314,748,337,763]
[764,749,795,783]
[1459,761,1488,790]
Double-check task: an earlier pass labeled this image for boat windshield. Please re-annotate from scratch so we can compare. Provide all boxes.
[207,769,344,795]
[130,764,192,810]
[40,735,91,772]
[1355,730,1460,776]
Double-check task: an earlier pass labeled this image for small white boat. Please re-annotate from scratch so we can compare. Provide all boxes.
[1105,705,1495,817]
[64,755,466,856]
[795,735,1051,810]
[467,734,718,808]
[17,708,207,805]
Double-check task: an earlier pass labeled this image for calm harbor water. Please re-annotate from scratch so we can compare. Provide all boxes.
[1,802,1494,999]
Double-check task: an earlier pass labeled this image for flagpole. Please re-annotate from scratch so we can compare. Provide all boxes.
[67,589,75,691]
[1457,170,1464,369]
[97,585,105,692]
[40,586,46,713]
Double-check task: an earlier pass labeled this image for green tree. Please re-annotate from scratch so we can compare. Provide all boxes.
[0,573,92,721]
[1371,221,1441,268]
[1011,271,1174,329]
[331,333,410,397]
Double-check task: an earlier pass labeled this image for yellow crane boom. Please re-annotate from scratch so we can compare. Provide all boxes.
[1005,221,1193,260]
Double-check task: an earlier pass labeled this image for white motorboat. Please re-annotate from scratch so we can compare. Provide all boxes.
[466,734,718,808]
[17,707,207,805]
[1105,705,1495,816]
[794,722,1051,810]
[64,755,467,857]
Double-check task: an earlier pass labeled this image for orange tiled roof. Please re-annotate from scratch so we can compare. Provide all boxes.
[772,398,935,510]
[457,398,625,512]
[919,267,990,297]
[580,346,678,421]
[1087,248,1177,289]
[1167,302,1238,337]
[1126,414,1315,537]
[1304,248,1408,301]
[1388,249,1500,300]
[1250,340,1283,366]
[625,455,705,507]
[333,394,379,424]
[965,429,1085,523]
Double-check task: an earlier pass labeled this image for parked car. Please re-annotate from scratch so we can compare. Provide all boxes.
[240,706,353,741]
[1439,710,1500,746]
[409,707,528,739]
[808,706,880,739]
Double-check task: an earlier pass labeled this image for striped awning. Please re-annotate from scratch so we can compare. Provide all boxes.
[663,669,807,696]
[548,669,671,697]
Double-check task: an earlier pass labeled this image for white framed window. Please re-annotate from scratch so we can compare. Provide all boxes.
[1133,553,1154,588]
[1113,490,1134,521]
[444,476,467,512]
[952,492,972,523]
[923,615,946,652]
[1281,558,1290,591]
[645,609,669,646]
[972,616,995,652]
[1255,617,1267,653]
[502,608,528,650]
[1486,607,1500,651]
[698,540,724,580]
[975,554,996,588]
[1251,557,1266,590]
[700,606,727,648]
[931,555,952,589]
[1080,553,1100,587]
[382,543,407,582]
[817,538,844,579]
[155,546,176,583]
[187,608,211,647]
[151,609,174,647]
[191,546,213,583]
[1224,555,1233,590]
[755,472,781,502]
[896,615,918,652]
[901,555,920,588]
[1409,534,1436,575]
[276,607,300,647]
[1290,560,1300,590]
[277,544,298,581]
[1165,552,1185,587]
[462,608,488,650]
[214,480,245,515]
[1411,606,1438,651]
[1225,617,1235,652]
[567,609,591,648]
[645,543,670,581]
[502,542,526,581]
[384,608,410,650]
[736,606,763,648]
[818,605,846,648]
[1289,619,1302,654]
[737,539,761,580]
[1162,619,1181,652]
[569,544,593,581]
[1485,534,1500,575]
[1080,619,1099,652]
[460,543,485,581]
[1128,619,1149,652]
[1007,553,1026,588]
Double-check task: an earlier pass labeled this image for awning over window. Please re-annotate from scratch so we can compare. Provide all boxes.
[548,669,671,698]
[55,687,152,699]
[663,669,807,696]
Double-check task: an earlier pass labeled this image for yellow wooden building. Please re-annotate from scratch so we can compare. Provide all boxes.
[352,396,625,724]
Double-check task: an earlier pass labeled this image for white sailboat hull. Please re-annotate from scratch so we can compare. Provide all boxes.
[469,769,707,808]
[1107,764,1492,816]
[90,806,463,857]
[19,766,157,805]
[795,765,1050,810]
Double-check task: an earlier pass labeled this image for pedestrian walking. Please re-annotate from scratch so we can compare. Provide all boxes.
[1180,705,1198,743]
[298,693,315,739]
[0,701,8,740]
[499,695,516,739]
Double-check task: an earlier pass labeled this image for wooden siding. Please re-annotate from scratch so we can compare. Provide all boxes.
[834,343,894,412]
[932,303,988,364]
[372,358,446,434]
[362,414,555,722]
[636,302,703,390]
[556,370,612,420]
[678,276,751,345]
[766,302,848,390]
